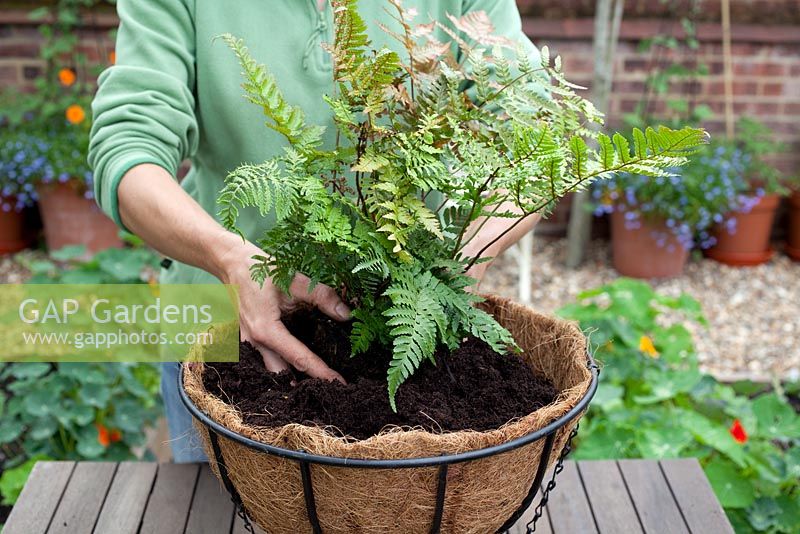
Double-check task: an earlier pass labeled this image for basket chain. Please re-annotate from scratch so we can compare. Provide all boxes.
[233,500,256,534]
[525,424,579,533]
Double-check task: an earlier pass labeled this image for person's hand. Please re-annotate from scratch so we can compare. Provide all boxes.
[460,235,495,289]
[216,239,349,382]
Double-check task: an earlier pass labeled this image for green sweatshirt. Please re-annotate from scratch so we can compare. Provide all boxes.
[89,0,541,284]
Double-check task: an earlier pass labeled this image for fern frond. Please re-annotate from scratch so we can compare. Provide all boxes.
[328,0,370,81]
[384,270,445,410]
[217,162,279,237]
[220,34,323,148]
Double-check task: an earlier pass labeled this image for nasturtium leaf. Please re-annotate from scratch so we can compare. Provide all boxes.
[76,426,106,458]
[110,399,147,433]
[774,494,800,533]
[746,497,780,531]
[23,388,55,417]
[751,393,800,440]
[591,383,624,412]
[704,457,755,508]
[59,363,111,385]
[10,363,52,379]
[679,410,747,467]
[79,383,112,408]
[0,420,24,444]
[27,260,57,275]
[60,269,107,284]
[572,425,633,460]
[634,369,702,404]
[56,400,95,427]
[29,417,58,440]
[635,426,692,458]
[50,245,87,262]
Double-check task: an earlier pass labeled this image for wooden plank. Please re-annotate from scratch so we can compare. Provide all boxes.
[3,461,75,534]
[231,513,267,534]
[184,465,236,534]
[93,462,157,534]
[48,462,117,534]
[542,462,598,534]
[139,463,200,534]
[660,459,735,534]
[618,459,689,534]
[577,460,643,534]
[508,497,553,534]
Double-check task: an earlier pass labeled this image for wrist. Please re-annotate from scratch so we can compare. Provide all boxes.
[209,231,261,284]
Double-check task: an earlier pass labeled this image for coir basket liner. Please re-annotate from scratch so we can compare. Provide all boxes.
[182,295,595,534]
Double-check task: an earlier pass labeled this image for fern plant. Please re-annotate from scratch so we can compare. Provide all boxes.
[217,0,707,409]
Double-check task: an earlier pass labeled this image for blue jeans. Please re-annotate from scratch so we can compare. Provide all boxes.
[161,362,208,463]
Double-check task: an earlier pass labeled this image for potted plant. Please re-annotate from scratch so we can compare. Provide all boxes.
[0,133,48,254]
[34,124,124,255]
[591,140,747,278]
[787,176,800,261]
[0,2,122,256]
[705,117,787,266]
[180,2,705,532]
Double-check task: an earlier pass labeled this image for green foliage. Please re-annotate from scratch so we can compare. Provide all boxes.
[0,455,51,506]
[0,240,160,507]
[624,1,713,129]
[21,241,160,284]
[0,0,114,182]
[559,279,800,534]
[734,117,787,195]
[218,0,706,407]
[0,362,161,462]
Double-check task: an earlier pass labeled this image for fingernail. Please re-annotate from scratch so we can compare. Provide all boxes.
[335,302,351,320]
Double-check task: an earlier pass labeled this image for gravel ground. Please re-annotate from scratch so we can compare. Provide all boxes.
[480,237,800,382]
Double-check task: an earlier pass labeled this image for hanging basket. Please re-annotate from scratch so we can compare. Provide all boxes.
[180,295,598,534]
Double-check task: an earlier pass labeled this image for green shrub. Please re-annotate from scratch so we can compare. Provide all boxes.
[559,279,800,533]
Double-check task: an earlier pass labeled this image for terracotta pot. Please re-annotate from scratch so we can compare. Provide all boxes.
[35,182,123,255]
[705,193,779,266]
[0,198,29,255]
[610,210,689,279]
[787,192,800,261]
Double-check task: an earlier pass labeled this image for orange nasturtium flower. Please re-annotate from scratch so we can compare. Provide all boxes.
[96,423,122,447]
[96,423,111,447]
[638,335,659,358]
[58,68,76,86]
[729,419,748,444]
[66,104,86,125]
[109,51,116,64]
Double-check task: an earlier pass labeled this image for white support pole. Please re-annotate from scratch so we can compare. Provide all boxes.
[517,230,534,304]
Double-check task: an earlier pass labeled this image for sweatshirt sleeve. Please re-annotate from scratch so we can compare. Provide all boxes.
[88,0,198,230]
[459,0,549,104]
[461,0,541,63]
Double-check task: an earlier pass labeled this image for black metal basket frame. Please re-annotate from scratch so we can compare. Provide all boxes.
[178,355,598,534]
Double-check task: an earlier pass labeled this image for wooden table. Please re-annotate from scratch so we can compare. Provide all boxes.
[3,459,733,533]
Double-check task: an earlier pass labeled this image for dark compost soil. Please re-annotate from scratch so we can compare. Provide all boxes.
[203,308,558,440]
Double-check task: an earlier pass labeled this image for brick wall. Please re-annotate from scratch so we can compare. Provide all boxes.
[525,17,800,175]
[1,5,798,174]
[0,9,115,91]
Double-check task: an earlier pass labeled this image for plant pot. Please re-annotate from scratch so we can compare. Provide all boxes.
[35,182,123,255]
[610,210,689,279]
[181,295,597,534]
[787,192,800,261]
[705,193,779,266]
[0,198,29,254]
